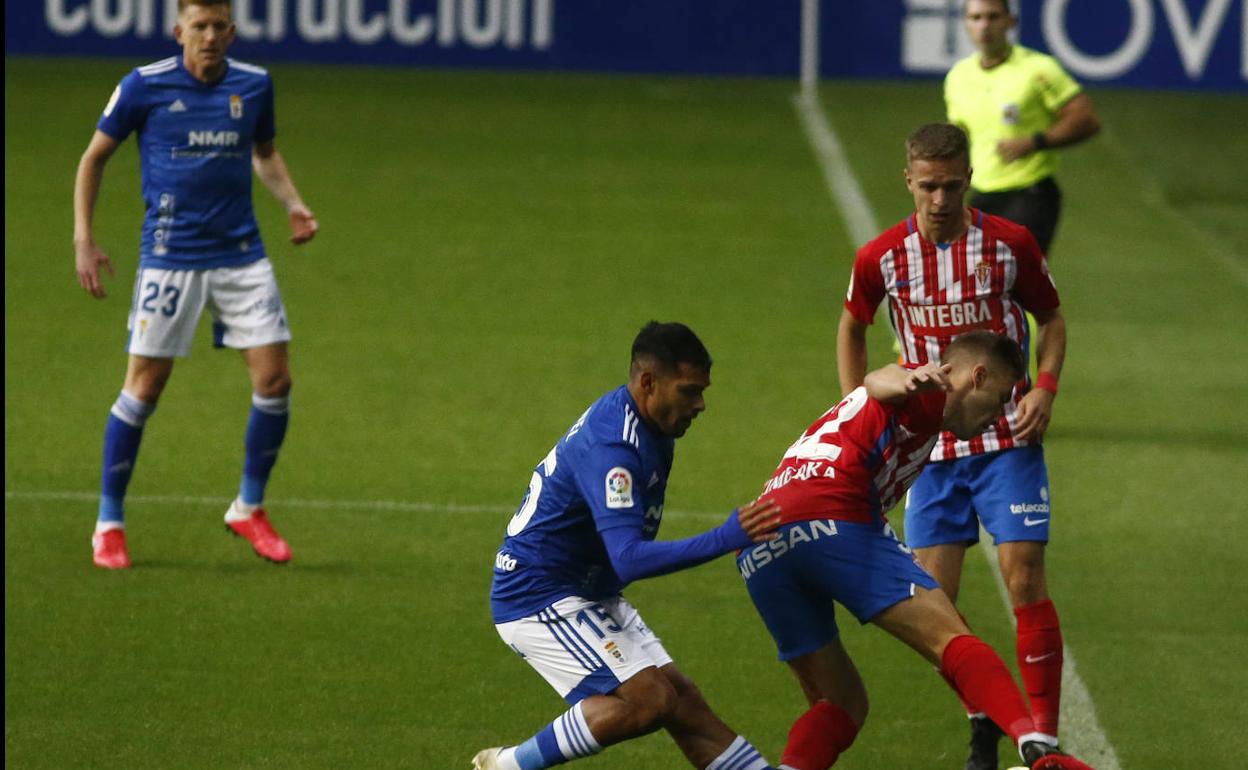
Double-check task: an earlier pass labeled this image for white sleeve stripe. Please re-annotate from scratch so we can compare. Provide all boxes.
[227,58,269,75]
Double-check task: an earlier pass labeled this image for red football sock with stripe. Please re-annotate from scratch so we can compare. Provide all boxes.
[779,700,859,770]
[1015,598,1063,737]
[940,634,1035,741]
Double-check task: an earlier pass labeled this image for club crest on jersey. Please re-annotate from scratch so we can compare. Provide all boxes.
[1001,102,1020,125]
[975,261,992,288]
[605,467,634,509]
[229,94,243,119]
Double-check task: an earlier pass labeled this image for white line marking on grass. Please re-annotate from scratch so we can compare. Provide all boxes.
[981,531,1123,770]
[2,489,727,521]
[793,92,1122,767]
[793,93,879,248]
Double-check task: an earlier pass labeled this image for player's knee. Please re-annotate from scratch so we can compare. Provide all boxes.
[622,676,679,734]
[254,370,292,398]
[125,368,172,403]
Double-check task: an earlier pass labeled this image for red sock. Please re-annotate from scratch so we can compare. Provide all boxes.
[779,700,859,770]
[940,635,1035,742]
[945,611,981,717]
[1015,599,1063,737]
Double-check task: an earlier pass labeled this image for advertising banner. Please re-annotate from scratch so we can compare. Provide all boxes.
[5,1,1245,91]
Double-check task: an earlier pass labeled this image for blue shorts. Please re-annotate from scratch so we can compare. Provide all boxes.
[904,445,1051,549]
[736,519,938,661]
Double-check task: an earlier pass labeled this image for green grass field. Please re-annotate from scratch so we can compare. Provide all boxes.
[5,56,1247,769]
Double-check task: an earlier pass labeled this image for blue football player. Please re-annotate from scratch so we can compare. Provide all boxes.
[474,322,781,770]
[73,0,318,569]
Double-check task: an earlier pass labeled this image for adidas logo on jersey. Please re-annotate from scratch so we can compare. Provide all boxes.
[169,99,187,112]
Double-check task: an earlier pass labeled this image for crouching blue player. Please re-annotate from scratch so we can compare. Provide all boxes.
[474,322,781,770]
[73,0,318,568]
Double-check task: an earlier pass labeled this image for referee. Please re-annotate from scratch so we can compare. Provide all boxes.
[945,0,1100,257]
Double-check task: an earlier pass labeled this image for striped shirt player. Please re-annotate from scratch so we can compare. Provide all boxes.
[836,123,1070,760]
[844,209,1059,462]
[475,322,778,770]
[736,347,1094,770]
[74,0,318,570]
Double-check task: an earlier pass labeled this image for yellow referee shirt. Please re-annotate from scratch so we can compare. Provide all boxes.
[945,45,1082,193]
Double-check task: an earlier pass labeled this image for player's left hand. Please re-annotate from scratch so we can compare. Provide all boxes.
[905,363,953,393]
[996,137,1035,163]
[1012,387,1055,442]
[735,498,782,543]
[288,205,319,244]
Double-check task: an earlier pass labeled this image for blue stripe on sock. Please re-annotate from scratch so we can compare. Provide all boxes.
[560,712,587,757]
[513,736,547,770]
[535,722,562,765]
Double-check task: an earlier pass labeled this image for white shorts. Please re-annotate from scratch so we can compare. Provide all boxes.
[126,258,291,358]
[495,595,673,705]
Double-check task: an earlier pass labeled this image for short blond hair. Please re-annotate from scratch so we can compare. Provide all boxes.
[179,0,231,12]
[905,123,970,166]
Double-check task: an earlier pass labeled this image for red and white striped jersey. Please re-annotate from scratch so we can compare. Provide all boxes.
[844,209,1060,461]
[759,386,946,526]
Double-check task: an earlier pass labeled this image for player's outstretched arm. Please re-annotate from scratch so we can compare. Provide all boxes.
[73,130,121,298]
[252,141,318,244]
[599,499,781,584]
[864,363,952,405]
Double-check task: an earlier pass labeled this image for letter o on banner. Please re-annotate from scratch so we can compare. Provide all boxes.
[1043,0,1153,80]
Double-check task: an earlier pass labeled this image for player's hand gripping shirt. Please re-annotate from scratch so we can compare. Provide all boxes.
[945,45,1083,192]
[844,210,1059,461]
[759,385,946,526]
[97,57,276,270]
[491,386,674,623]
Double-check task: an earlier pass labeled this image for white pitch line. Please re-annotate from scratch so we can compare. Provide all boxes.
[793,93,1122,768]
[1,489,727,521]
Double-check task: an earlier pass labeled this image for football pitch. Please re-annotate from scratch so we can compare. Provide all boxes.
[5,57,1247,769]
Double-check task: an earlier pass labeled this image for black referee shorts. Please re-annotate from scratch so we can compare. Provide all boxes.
[971,177,1063,256]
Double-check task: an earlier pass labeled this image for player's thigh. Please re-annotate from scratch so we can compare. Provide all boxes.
[205,258,292,351]
[971,445,1052,546]
[904,460,977,549]
[494,595,673,707]
[126,267,209,359]
[871,585,968,666]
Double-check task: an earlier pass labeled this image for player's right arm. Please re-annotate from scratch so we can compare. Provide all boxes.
[575,444,780,585]
[73,130,122,298]
[598,498,781,585]
[837,310,870,395]
[837,244,887,395]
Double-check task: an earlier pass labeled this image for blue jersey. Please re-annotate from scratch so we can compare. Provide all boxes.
[491,386,674,623]
[97,56,276,270]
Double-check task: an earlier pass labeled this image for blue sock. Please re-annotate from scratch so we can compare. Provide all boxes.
[98,392,156,526]
[513,701,601,769]
[240,393,289,505]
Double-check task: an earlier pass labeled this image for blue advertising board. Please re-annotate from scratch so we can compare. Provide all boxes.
[5,1,1245,91]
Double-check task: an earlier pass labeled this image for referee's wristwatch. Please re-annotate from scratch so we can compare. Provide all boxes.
[1031,132,1050,150]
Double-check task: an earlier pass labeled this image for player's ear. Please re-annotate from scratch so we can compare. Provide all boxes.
[971,363,988,388]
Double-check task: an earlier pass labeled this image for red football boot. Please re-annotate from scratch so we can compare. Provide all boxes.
[225,504,292,563]
[92,528,131,569]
